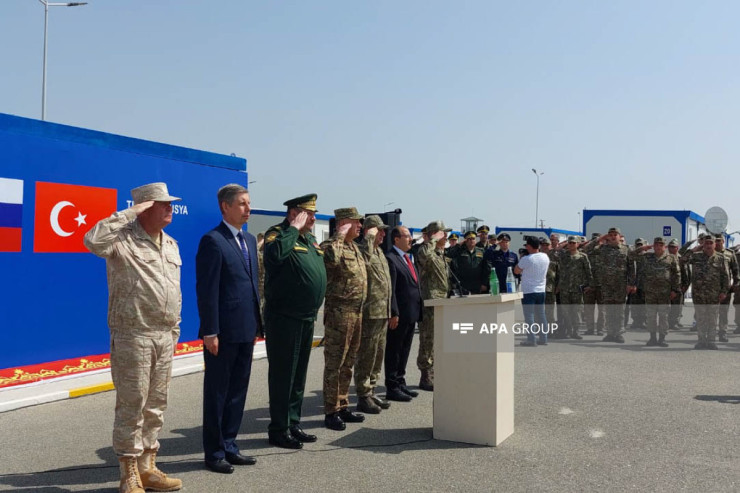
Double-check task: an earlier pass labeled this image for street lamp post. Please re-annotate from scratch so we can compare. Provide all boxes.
[532,169,544,228]
[39,0,88,121]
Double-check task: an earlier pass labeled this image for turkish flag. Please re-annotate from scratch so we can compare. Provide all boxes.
[34,182,118,253]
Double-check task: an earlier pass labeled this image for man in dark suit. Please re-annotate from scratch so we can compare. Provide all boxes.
[196,183,261,474]
[384,226,424,402]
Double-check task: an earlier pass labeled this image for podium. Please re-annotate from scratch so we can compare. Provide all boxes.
[424,292,522,446]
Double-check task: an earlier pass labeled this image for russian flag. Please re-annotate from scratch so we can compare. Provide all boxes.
[0,177,23,252]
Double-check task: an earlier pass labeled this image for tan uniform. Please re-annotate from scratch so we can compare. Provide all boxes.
[84,208,181,457]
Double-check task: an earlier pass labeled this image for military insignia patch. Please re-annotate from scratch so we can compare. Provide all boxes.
[266,232,278,243]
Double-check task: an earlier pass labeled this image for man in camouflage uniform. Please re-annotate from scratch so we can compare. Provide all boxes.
[714,235,738,342]
[354,215,393,414]
[322,207,368,430]
[641,237,681,347]
[540,237,559,331]
[415,220,451,391]
[557,236,593,339]
[447,231,491,294]
[628,238,649,329]
[684,235,730,350]
[84,183,183,493]
[667,239,685,330]
[680,234,708,332]
[588,227,635,343]
[582,232,605,335]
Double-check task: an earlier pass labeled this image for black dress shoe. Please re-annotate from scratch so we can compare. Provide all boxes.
[289,425,317,443]
[205,459,234,474]
[399,385,419,398]
[269,432,303,449]
[385,388,412,402]
[371,395,391,409]
[324,412,346,431]
[225,452,257,466]
[338,408,365,423]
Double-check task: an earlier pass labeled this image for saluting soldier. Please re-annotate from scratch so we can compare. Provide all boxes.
[445,232,459,253]
[556,236,593,339]
[416,220,451,391]
[582,232,605,335]
[448,231,491,294]
[667,239,685,330]
[540,237,559,329]
[476,225,491,250]
[628,238,649,330]
[321,207,368,431]
[641,237,681,347]
[714,234,738,342]
[264,194,327,449]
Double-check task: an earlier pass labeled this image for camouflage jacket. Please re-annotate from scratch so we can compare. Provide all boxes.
[359,230,392,319]
[417,241,449,300]
[557,251,592,293]
[717,248,739,288]
[640,252,680,296]
[545,250,559,293]
[589,243,634,293]
[321,233,367,310]
[84,208,182,335]
[684,251,729,304]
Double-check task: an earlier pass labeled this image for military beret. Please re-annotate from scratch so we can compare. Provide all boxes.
[634,238,645,246]
[448,233,459,240]
[363,215,388,229]
[539,236,551,244]
[464,231,477,239]
[567,235,579,243]
[608,227,621,234]
[497,233,511,241]
[284,193,318,212]
[668,239,679,247]
[334,207,363,220]
[653,237,665,244]
[426,220,452,235]
[477,225,490,234]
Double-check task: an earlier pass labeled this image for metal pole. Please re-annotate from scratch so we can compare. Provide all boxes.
[42,1,48,121]
[535,173,539,228]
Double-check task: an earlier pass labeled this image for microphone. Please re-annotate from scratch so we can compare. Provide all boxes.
[447,267,469,298]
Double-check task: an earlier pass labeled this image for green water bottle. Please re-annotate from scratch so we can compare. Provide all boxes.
[490,270,499,295]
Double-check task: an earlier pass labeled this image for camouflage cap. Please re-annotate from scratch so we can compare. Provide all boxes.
[634,237,645,246]
[363,214,388,229]
[497,233,511,241]
[477,225,490,234]
[567,235,579,243]
[284,193,318,212]
[668,239,679,247]
[131,182,181,204]
[448,233,459,240]
[698,233,707,240]
[653,237,665,244]
[426,220,452,235]
[608,227,621,234]
[715,234,725,240]
[334,207,363,220]
[539,236,551,244]
[591,232,601,239]
[464,231,477,239]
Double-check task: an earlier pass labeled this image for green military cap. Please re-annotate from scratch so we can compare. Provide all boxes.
[477,225,490,234]
[426,220,452,235]
[448,233,459,240]
[497,233,511,241]
[653,237,665,244]
[608,227,621,234]
[591,232,601,239]
[488,234,497,240]
[668,239,679,247]
[634,237,645,246]
[363,214,388,229]
[284,193,318,212]
[334,207,363,220]
[464,231,477,239]
[539,236,551,244]
[567,235,579,243]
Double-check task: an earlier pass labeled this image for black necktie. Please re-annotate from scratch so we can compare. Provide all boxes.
[236,231,252,273]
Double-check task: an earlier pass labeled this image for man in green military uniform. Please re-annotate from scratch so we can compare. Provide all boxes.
[714,234,738,342]
[264,194,327,449]
[476,225,491,250]
[557,236,593,339]
[641,237,681,347]
[321,207,368,431]
[667,239,685,330]
[416,220,451,391]
[448,231,491,294]
[540,237,559,331]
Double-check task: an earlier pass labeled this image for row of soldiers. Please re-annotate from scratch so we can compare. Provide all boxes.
[442,225,738,349]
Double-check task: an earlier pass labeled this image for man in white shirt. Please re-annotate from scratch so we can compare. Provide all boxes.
[514,237,550,346]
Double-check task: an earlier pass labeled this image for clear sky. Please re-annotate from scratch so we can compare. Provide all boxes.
[2,1,739,234]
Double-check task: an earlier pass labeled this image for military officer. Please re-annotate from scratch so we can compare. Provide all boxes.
[321,207,368,430]
[556,236,593,339]
[582,233,605,335]
[540,237,559,329]
[354,215,393,414]
[714,234,738,342]
[476,225,491,250]
[684,235,729,349]
[627,238,649,330]
[641,237,681,347]
[446,232,459,251]
[667,239,685,330]
[264,194,327,449]
[416,220,451,391]
[485,233,519,293]
[448,231,491,294]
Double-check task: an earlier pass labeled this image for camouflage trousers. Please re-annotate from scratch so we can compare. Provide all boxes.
[353,318,388,398]
[718,293,731,334]
[669,292,684,329]
[583,287,604,334]
[323,306,362,414]
[602,290,627,336]
[645,293,671,336]
[544,292,557,326]
[695,303,719,343]
[628,289,646,327]
[110,329,176,457]
[417,306,435,372]
[559,291,583,335]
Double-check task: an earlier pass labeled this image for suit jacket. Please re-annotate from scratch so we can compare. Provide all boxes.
[196,222,262,343]
[386,248,423,325]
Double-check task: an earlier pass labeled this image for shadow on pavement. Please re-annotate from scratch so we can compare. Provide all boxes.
[694,395,740,404]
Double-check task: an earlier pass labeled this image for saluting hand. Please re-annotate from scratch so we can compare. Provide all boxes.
[431,231,445,241]
[131,200,155,216]
[337,222,353,236]
[290,211,309,231]
[366,227,378,236]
